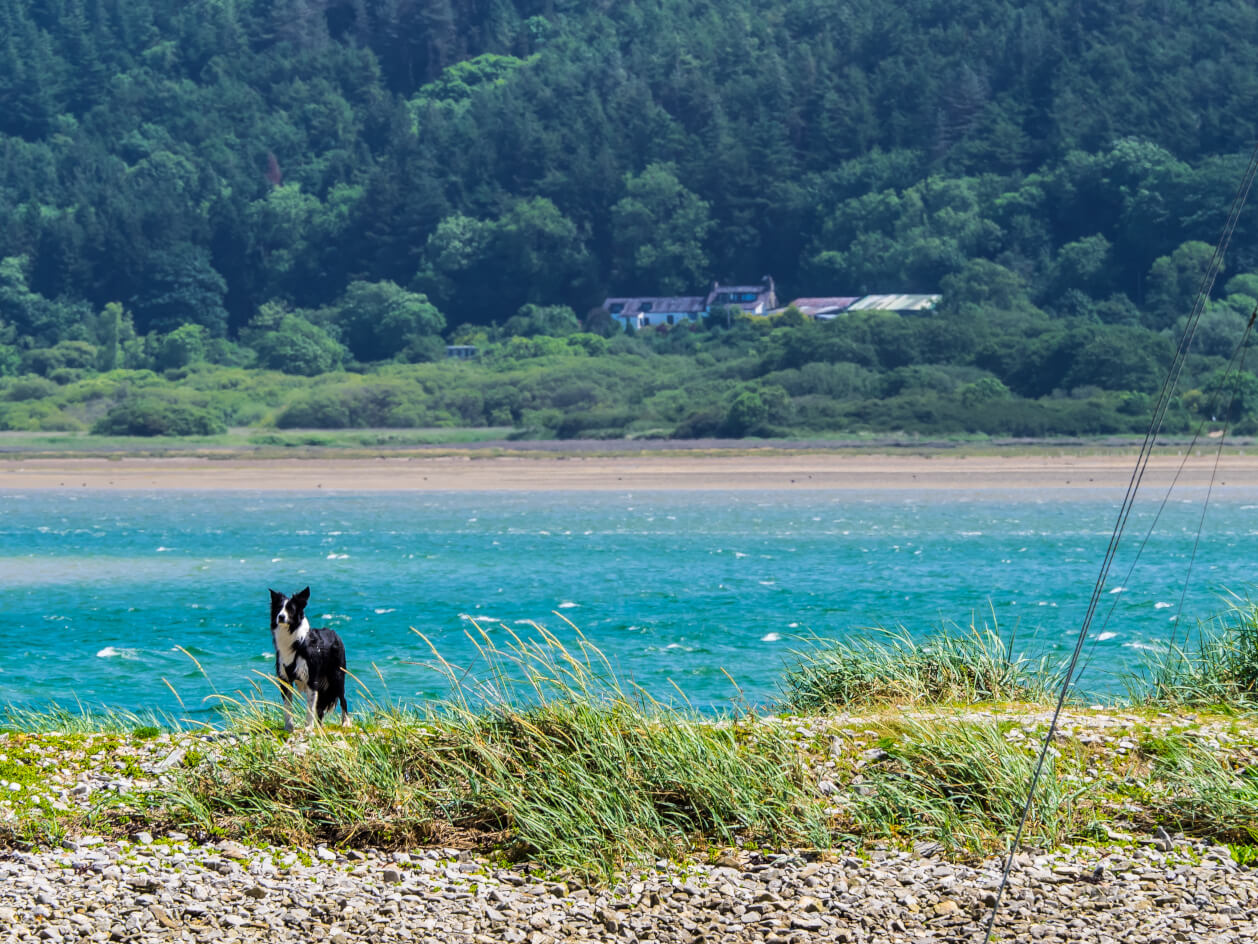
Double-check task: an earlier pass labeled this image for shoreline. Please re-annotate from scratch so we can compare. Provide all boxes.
[3,833,1249,944]
[5,451,1258,490]
[2,709,1255,943]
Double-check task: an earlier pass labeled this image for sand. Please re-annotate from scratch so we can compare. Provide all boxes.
[4,450,1258,490]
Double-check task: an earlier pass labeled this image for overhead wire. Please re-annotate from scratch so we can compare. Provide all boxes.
[1074,303,1258,686]
[981,139,1258,943]
[1163,316,1257,656]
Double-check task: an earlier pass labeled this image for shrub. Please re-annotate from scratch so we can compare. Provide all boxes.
[92,397,226,436]
[32,409,85,431]
[555,408,636,438]
[156,324,207,370]
[47,368,87,385]
[19,341,98,376]
[4,377,58,401]
[671,406,725,438]
[337,281,445,362]
[251,315,346,376]
[0,400,85,431]
[273,390,353,428]
[273,380,435,428]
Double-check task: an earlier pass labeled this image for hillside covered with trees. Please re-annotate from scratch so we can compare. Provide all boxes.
[4,0,1258,439]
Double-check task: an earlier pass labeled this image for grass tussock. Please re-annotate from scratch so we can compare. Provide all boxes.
[840,721,1100,855]
[1135,733,1258,845]
[781,621,1058,711]
[0,704,175,734]
[1128,599,1258,710]
[167,622,828,877]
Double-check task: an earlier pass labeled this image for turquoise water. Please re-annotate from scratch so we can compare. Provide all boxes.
[1,487,1256,719]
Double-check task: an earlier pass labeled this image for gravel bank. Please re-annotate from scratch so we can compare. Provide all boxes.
[1,837,1254,943]
[2,713,1255,943]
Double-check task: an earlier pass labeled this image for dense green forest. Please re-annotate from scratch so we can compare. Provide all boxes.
[4,0,1258,439]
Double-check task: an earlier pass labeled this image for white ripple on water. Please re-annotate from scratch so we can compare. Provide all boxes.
[1124,640,1168,652]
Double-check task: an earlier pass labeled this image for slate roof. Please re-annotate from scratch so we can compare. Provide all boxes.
[602,296,707,316]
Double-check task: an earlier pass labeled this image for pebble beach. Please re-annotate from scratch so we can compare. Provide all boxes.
[3,832,1254,944]
[3,709,1255,944]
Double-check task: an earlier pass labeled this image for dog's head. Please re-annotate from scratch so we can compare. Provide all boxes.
[269,586,311,634]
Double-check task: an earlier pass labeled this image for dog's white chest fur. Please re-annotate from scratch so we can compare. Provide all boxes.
[274,620,311,688]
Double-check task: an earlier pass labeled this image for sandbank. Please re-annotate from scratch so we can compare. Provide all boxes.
[4,450,1258,490]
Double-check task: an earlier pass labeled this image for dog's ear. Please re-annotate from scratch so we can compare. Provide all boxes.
[294,587,311,607]
[269,588,282,603]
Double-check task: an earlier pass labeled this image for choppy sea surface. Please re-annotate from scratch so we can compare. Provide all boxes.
[2,487,1256,720]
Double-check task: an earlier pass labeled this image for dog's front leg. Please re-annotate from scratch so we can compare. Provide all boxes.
[304,688,319,728]
[280,680,295,733]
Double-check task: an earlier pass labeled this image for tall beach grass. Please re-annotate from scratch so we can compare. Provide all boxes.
[781,619,1060,711]
[166,621,829,877]
[5,608,1258,874]
[1127,598,1258,710]
[1136,732,1258,845]
[842,720,1102,855]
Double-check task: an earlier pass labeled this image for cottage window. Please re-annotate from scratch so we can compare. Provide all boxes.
[640,302,653,312]
[609,303,624,314]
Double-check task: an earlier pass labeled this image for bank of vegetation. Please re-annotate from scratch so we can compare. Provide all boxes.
[2,604,1255,877]
[4,303,1258,441]
[5,2,1258,439]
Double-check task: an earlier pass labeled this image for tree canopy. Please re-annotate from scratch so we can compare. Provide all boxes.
[3,1,1258,438]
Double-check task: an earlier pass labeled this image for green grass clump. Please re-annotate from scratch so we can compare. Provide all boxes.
[167,624,828,878]
[781,621,1057,711]
[0,704,174,735]
[843,721,1099,855]
[1138,732,1258,844]
[1128,600,1258,710]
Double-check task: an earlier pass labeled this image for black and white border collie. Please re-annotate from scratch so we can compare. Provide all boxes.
[268,587,349,731]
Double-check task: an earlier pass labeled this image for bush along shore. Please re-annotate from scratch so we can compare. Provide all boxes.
[1,617,1256,943]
